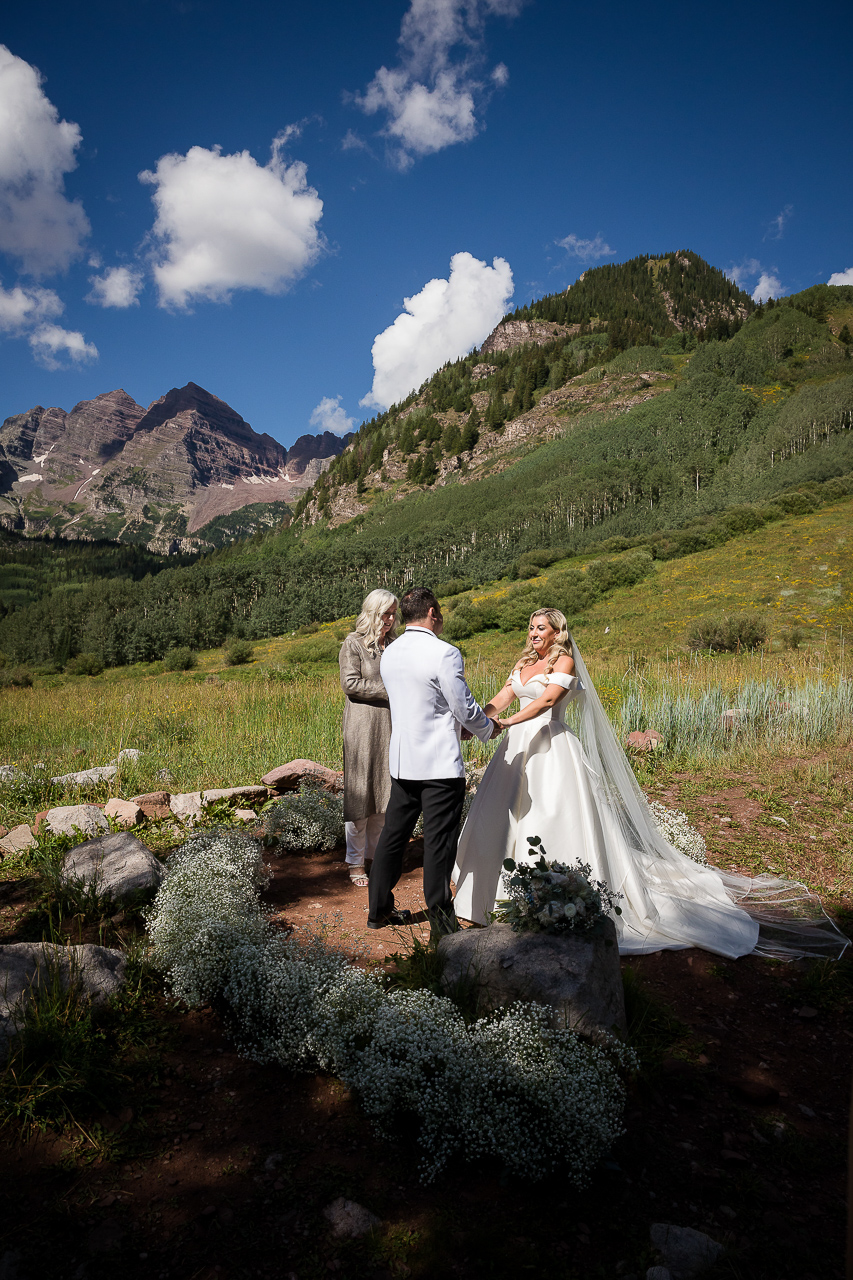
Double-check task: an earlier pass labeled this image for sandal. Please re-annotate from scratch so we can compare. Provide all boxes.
[349,864,369,888]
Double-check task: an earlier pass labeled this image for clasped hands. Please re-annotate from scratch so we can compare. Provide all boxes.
[460,718,505,741]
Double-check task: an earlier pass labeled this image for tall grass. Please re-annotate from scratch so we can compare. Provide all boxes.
[1,644,850,826]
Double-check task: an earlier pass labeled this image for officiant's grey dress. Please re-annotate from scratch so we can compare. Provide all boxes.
[339,633,392,821]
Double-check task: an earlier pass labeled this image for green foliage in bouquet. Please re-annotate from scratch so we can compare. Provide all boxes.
[493,836,622,937]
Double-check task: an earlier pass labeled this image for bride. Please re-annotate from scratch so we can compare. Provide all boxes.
[452,608,847,959]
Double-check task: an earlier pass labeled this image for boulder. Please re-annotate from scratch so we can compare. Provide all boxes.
[322,1197,381,1239]
[262,759,343,793]
[202,785,268,806]
[61,831,164,902]
[42,805,110,839]
[627,729,663,752]
[130,791,173,820]
[103,798,144,829]
[170,792,204,823]
[649,1224,723,1278]
[50,765,117,789]
[437,920,626,1038]
[110,748,142,764]
[0,942,126,1058]
[0,825,37,856]
[233,809,257,822]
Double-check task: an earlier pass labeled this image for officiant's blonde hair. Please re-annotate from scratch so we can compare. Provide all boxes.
[352,589,399,654]
[517,608,572,674]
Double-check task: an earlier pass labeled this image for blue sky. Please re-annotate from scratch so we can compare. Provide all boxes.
[1,0,850,449]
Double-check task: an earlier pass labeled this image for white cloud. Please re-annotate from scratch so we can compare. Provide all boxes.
[341,129,372,154]
[727,258,783,300]
[0,280,62,332]
[361,250,513,410]
[139,133,324,309]
[557,232,615,261]
[28,323,98,370]
[829,267,853,286]
[0,45,90,275]
[727,258,762,289]
[766,204,793,240]
[86,265,144,308]
[752,271,783,302]
[353,0,527,169]
[309,395,356,437]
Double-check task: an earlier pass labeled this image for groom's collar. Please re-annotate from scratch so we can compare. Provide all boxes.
[404,625,437,637]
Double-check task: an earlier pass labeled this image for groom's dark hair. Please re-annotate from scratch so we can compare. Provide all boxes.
[401,587,440,623]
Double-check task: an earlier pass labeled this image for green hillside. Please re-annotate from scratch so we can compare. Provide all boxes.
[0,255,851,672]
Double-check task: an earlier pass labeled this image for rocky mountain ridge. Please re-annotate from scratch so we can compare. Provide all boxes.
[0,383,351,552]
[303,364,671,528]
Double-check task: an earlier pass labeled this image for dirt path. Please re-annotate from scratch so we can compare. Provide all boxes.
[1,831,850,1279]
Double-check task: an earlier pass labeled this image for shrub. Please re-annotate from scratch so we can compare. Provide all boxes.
[687,614,768,653]
[822,476,851,500]
[263,784,344,850]
[145,830,636,1184]
[66,652,104,676]
[647,801,707,864]
[439,578,472,597]
[224,639,254,666]
[442,613,473,642]
[515,548,565,579]
[163,645,197,672]
[773,491,816,515]
[0,666,34,688]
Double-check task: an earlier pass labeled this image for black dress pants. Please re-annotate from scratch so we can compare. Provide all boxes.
[368,776,466,929]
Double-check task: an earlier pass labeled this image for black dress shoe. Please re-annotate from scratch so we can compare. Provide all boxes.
[367,909,413,930]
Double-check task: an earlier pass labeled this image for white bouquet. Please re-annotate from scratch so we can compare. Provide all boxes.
[493,836,622,936]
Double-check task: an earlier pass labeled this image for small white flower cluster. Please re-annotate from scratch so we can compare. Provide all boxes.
[648,800,708,865]
[145,829,634,1184]
[263,785,345,851]
[494,837,622,936]
[143,830,270,1006]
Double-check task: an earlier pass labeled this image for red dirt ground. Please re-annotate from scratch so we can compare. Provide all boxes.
[0,836,850,1280]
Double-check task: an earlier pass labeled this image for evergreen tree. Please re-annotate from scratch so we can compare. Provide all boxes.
[420,448,438,484]
[441,421,463,454]
[461,408,480,452]
[839,324,852,345]
[368,433,384,469]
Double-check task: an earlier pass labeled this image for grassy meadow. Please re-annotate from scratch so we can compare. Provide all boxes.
[1,496,851,901]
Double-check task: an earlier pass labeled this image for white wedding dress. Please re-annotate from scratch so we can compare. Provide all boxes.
[453,660,848,960]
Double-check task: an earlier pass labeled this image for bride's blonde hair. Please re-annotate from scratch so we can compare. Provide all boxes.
[516,608,572,674]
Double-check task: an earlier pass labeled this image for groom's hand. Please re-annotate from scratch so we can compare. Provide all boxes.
[489,718,504,739]
[460,727,473,740]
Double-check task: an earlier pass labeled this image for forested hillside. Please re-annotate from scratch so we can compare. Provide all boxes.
[0,531,196,613]
[0,257,850,672]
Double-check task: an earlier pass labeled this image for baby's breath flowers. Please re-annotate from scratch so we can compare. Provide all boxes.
[494,837,623,936]
[145,828,635,1184]
[262,782,344,850]
[647,800,708,864]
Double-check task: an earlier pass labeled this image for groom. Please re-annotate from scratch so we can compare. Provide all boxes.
[367,586,502,938]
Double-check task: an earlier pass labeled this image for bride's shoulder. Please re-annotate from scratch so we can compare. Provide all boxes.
[551,654,575,675]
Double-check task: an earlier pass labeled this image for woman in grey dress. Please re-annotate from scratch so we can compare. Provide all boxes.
[339,589,399,886]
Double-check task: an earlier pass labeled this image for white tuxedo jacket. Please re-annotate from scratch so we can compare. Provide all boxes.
[379,626,493,780]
